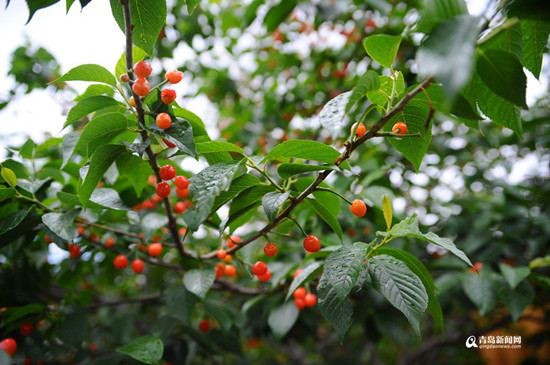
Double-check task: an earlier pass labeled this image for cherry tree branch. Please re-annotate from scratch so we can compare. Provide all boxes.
[199,76,434,260]
[120,0,186,259]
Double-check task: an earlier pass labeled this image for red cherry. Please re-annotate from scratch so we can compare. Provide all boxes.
[156,182,171,198]
[20,322,34,336]
[392,121,408,135]
[215,263,224,278]
[198,319,210,332]
[77,226,85,235]
[304,293,317,307]
[216,249,227,260]
[159,165,176,181]
[134,61,152,78]
[469,262,483,274]
[174,175,189,189]
[350,199,367,217]
[68,244,80,258]
[351,122,366,138]
[263,242,278,257]
[131,259,144,273]
[303,235,321,253]
[104,237,115,248]
[293,268,303,278]
[227,235,241,248]
[174,202,186,214]
[0,338,16,357]
[293,287,306,299]
[148,243,163,257]
[224,264,237,277]
[44,235,52,244]
[294,298,306,310]
[165,70,184,84]
[132,78,150,97]
[252,261,268,276]
[162,138,176,148]
[113,254,128,269]
[161,89,177,104]
[156,112,172,129]
[175,188,189,199]
[223,255,232,263]
[257,270,271,282]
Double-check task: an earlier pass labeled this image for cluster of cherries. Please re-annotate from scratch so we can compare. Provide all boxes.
[155,165,190,201]
[214,235,242,279]
[0,320,42,360]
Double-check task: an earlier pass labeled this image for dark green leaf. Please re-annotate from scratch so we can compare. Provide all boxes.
[74,84,114,101]
[116,335,164,364]
[41,209,80,242]
[211,174,260,213]
[19,139,36,159]
[115,46,147,80]
[264,0,298,33]
[480,20,523,61]
[267,302,299,339]
[141,212,168,242]
[319,91,351,139]
[476,49,527,108]
[461,271,498,315]
[75,112,128,157]
[520,20,550,79]
[65,96,122,129]
[262,140,342,165]
[196,141,244,155]
[368,255,428,337]
[0,303,44,328]
[417,0,468,33]
[61,132,80,168]
[0,188,15,203]
[243,0,265,27]
[277,163,341,179]
[116,153,151,197]
[363,34,402,68]
[53,64,117,86]
[346,70,380,112]
[317,274,353,342]
[262,191,290,222]
[121,138,151,157]
[205,301,235,333]
[165,285,199,323]
[186,0,200,13]
[497,280,535,322]
[146,117,196,157]
[286,261,324,300]
[56,306,88,347]
[499,264,531,289]
[89,188,128,210]
[305,198,343,241]
[183,269,216,299]
[324,243,368,302]
[25,0,60,23]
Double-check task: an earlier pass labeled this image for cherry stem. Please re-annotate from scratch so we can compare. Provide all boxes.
[316,187,354,205]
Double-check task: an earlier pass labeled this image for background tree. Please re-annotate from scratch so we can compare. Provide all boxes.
[0,0,549,363]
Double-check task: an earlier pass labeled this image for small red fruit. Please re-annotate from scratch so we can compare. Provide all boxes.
[77,226,85,235]
[257,270,271,282]
[156,182,171,198]
[304,293,317,307]
[68,244,80,258]
[293,287,306,299]
[350,199,367,217]
[120,73,130,83]
[215,263,225,278]
[0,338,16,357]
[161,89,177,104]
[469,262,483,274]
[131,259,144,273]
[132,78,150,96]
[392,121,408,135]
[216,249,227,260]
[24,358,32,365]
[20,322,34,336]
[113,254,128,269]
[104,237,115,248]
[227,235,241,248]
[264,242,278,257]
[156,112,172,129]
[252,261,268,276]
[303,235,321,253]
[44,235,52,244]
[224,264,237,277]
[294,298,306,310]
[174,175,189,189]
[223,255,232,263]
[293,268,303,278]
[351,122,366,138]
[134,61,152,78]
[198,319,210,332]
[162,138,176,148]
[159,165,176,181]
[165,70,184,84]
[148,243,163,257]
[174,202,186,214]
[175,188,189,199]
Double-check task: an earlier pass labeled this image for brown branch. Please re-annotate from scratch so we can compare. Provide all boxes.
[120,0,186,259]
[76,218,141,239]
[199,76,434,260]
[86,294,160,310]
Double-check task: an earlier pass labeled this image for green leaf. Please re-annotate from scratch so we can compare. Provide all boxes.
[115,46,147,79]
[74,84,114,101]
[89,188,129,210]
[305,198,343,241]
[286,261,324,301]
[196,141,244,155]
[25,0,60,23]
[65,96,122,129]
[363,34,402,68]
[141,213,168,242]
[461,271,498,315]
[228,185,276,219]
[116,335,164,364]
[496,280,535,322]
[476,49,527,108]
[145,117,196,157]
[294,177,341,215]
[1,303,44,328]
[383,98,433,172]
[346,70,380,112]
[262,191,290,222]
[262,140,342,165]
[416,15,480,100]
[417,0,468,33]
[382,194,392,230]
[205,301,235,333]
[165,285,199,324]
[317,274,353,342]
[1,167,17,188]
[367,255,428,337]
[41,209,79,242]
[324,243,368,302]
[0,188,15,203]
[116,153,151,197]
[278,164,341,179]
[0,205,33,237]
[182,161,242,231]
[173,106,208,138]
[480,20,523,61]
[185,0,200,13]
[319,91,351,140]
[243,0,265,27]
[529,255,550,269]
[211,174,260,213]
[53,64,117,86]
[75,112,128,157]
[56,306,88,347]
[367,75,393,106]
[499,264,531,290]
[381,214,472,266]
[268,302,299,339]
[78,144,126,208]
[375,247,444,332]
[110,0,167,56]
[264,0,298,33]
[474,73,523,137]
[183,269,216,299]
[20,139,36,159]
[61,132,80,168]
[520,20,550,79]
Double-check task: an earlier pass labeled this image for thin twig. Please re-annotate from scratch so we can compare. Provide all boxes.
[86,294,160,310]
